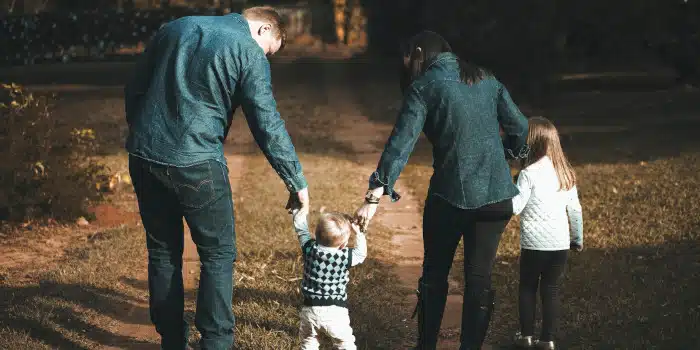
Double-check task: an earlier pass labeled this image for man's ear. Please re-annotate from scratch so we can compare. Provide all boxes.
[410,46,424,77]
[258,23,272,36]
[415,46,423,61]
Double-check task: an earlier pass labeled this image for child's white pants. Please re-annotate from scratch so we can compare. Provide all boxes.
[299,305,356,350]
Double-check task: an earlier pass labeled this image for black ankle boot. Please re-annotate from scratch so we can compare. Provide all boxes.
[460,288,495,350]
[413,277,449,350]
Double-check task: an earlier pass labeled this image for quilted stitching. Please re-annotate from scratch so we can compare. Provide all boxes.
[517,157,582,251]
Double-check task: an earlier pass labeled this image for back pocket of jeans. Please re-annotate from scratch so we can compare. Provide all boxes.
[172,161,217,210]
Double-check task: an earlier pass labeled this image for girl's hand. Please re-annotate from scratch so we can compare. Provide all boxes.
[570,242,583,252]
[354,203,379,233]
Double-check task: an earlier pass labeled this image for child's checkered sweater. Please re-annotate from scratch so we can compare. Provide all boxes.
[293,214,367,308]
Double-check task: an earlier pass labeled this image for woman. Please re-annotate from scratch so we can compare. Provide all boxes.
[355,31,529,350]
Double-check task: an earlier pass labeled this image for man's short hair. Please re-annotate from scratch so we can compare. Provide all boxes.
[242,6,287,50]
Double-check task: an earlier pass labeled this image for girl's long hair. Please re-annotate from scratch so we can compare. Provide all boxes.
[525,117,577,190]
[400,30,492,93]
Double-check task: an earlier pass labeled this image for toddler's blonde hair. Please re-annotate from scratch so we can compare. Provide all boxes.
[315,212,352,248]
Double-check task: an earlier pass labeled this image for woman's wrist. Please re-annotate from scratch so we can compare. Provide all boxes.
[364,188,382,204]
[368,186,384,197]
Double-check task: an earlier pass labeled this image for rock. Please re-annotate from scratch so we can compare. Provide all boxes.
[76,217,90,226]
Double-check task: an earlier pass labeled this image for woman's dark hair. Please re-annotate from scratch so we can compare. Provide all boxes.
[400,31,492,93]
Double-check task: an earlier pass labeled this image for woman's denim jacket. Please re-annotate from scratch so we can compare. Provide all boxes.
[369,52,529,209]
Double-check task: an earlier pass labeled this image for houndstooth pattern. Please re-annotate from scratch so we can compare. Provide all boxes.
[301,241,352,307]
[513,156,583,251]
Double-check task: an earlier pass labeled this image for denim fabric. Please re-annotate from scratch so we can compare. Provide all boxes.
[125,13,306,192]
[370,52,529,209]
[129,155,236,350]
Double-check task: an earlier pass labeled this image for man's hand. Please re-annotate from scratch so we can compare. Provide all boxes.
[286,187,309,214]
[354,202,379,233]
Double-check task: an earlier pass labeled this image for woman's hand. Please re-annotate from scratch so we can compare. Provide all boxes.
[354,202,379,233]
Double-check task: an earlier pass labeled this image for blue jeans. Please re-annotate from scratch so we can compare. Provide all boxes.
[129,155,236,350]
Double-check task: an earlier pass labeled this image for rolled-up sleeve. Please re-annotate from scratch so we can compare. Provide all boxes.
[369,86,427,202]
[239,52,307,192]
[497,84,529,160]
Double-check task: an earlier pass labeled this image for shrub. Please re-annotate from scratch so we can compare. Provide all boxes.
[0,83,107,222]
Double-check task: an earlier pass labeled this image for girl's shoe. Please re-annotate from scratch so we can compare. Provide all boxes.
[535,340,556,349]
[513,332,535,348]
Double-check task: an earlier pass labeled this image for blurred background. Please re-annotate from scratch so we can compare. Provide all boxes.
[0,2,699,349]
[1,0,698,96]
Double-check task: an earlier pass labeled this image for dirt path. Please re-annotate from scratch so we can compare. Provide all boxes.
[318,63,464,349]
[100,118,252,349]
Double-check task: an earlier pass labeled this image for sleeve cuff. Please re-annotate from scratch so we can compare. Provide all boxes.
[368,171,402,202]
[285,172,308,193]
[506,144,530,160]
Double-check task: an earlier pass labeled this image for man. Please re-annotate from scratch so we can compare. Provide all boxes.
[124,6,309,350]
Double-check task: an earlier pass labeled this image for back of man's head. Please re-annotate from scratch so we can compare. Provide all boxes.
[243,6,287,52]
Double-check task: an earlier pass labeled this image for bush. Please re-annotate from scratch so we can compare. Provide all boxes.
[0,83,108,222]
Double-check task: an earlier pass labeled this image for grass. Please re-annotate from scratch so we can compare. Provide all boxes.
[0,225,150,349]
[0,152,414,350]
[400,149,700,349]
[0,66,415,349]
[228,154,411,349]
[1,60,699,349]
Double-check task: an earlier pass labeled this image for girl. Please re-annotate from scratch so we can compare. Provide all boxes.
[512,117,584,349]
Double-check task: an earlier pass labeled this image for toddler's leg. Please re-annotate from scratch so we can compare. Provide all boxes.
[321,306,356,350]
[299,307,321,350]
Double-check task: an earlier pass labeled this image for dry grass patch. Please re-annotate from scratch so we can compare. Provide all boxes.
[400,152,700,348]
[226,154,412,349]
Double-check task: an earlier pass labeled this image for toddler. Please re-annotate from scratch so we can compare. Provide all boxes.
[292,209,367,350]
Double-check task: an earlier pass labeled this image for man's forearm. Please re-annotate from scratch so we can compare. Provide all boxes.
[243,109,307,192]
[239,54,307,192]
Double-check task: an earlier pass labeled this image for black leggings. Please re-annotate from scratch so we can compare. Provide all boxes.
[418,195,512,349]
[518,249,568,342]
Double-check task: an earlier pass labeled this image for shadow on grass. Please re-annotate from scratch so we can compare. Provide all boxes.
[444,239,700,349]
[561,120,700,166]
[0,280,155,349]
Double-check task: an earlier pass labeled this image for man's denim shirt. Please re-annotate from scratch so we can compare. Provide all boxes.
[124,13,307,192]
[370,52,529,209]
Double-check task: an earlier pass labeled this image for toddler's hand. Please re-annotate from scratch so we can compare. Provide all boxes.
[350,222,363,235]
[570,242,583,252]
[292,208,309,226]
